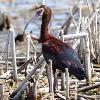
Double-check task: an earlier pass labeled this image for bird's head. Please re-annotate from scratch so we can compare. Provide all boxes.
[24,5,52,41]
[35,5,52,19]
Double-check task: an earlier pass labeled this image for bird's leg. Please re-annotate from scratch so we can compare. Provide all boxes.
[45,65,50,86]
[53,71,58,92]
[61,72,65,90]
[46,65,53,93]
[46,63,58,93]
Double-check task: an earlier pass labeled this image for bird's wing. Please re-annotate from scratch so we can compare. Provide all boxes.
[42,40,85,80]
[42,39,80,65]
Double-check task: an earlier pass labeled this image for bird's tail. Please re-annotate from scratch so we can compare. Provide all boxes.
[74,67,85,80]
[69,65,85,80]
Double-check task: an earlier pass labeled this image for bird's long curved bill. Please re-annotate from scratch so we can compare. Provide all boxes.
[24,9,43,40]
[24,8,44,32]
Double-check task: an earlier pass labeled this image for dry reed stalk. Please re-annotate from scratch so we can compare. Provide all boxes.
[9,27,17,82]
[62,6,79,34]
[86,0,92,14]
[0,83,4,100]
[33,62,45,100]
[26,33,30,76]
[84,35,91,84]
[42,0,46,5]
[13,82,29,100]
[56,93,66,100]
[0,58,33,79]
[88,26,96,59]
[10,59,46,98]
[78,83,100,92]
[5,32,10,72]
[25,82,36,100]
[62,6,79,29]
[47,60,54,100]
[77,94,98,99]
[60,31,66,91]
[74,81,77,100]
[97,16,100,64]
[65,68,70,100]
[62,32,88,40]
[61,72,65,91]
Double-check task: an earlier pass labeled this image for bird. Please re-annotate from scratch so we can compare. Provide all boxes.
[15,33,24,43]
[0,9,23,44]
[25,5,86,90]
[0,9,10,31]
[0,8,24,43]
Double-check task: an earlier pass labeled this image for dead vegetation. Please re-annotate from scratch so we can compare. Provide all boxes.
[0,0,100,100]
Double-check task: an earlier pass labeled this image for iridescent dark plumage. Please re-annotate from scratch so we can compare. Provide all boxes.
[38,5,85,80]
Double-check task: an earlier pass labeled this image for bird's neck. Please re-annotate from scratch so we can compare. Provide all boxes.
[40,17,51,43]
